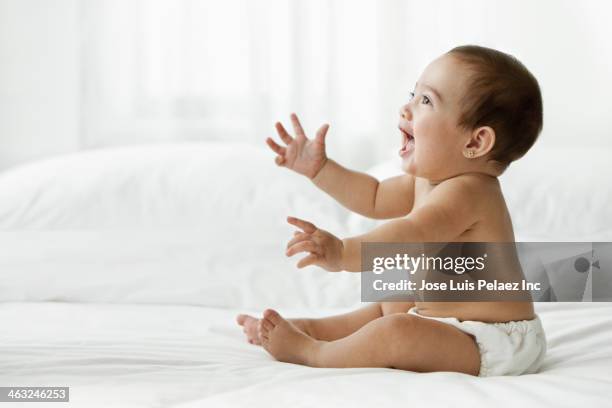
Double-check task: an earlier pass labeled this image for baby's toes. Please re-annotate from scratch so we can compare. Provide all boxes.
[262,318,274,333]
[263,309,282,326]
[242,327,253,341]
[249,327,262,345]
[236,314,248,326]
[258,320,267,339]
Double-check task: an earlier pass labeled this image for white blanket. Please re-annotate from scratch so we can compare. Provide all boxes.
[1,301,611,407]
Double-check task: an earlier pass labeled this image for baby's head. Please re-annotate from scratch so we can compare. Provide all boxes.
[398,45,543,181]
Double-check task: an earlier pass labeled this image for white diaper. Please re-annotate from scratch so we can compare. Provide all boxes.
[407,307,547,377]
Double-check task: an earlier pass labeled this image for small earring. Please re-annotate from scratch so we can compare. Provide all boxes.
[465,150,475,158]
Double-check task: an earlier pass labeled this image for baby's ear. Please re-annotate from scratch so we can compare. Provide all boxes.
[464,126,495,158]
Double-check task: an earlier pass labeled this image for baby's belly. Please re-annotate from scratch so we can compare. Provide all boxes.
[414,301,535,323]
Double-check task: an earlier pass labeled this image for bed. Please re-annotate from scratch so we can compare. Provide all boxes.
[1,142,611,407]
[1,302,611,407]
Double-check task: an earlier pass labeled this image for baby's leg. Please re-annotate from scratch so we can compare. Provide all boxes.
[259,309,480,375]
[295,303,384,341]
[237,303,381,345]
[299,301,415,341]
[238,302,414,344]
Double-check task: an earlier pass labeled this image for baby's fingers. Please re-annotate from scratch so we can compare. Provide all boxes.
[287,216,317,233]
[286,232,311,249]
[286,240,320,257]
[266,137,286,155]
[314,123,330,144]
[275,122,294,145]
[290,113,307,140]
[297,254,319,269]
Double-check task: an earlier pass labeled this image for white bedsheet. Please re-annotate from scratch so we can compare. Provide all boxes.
[1,302,611,407]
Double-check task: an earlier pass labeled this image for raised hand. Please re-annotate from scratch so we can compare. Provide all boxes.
[266,113,330,179]
[285,216,344,272]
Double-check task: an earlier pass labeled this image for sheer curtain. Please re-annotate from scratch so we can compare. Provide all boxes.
[81,0,418,168]
[80,0,612,168]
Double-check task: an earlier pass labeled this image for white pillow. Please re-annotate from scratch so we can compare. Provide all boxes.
[500,146,612,241]
[0,143,361,309]
[347,147,612,241]
[0,142,346,232]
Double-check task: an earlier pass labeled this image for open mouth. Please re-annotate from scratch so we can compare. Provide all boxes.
[398,126,415,157]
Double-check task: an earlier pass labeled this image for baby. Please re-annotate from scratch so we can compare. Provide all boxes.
[237,45,547,376]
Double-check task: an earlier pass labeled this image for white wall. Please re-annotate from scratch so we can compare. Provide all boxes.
[0,0,79,169]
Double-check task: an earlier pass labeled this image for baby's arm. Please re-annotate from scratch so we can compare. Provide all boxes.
[313,160,414,219]
[286,177,479,272]
[266,113,414,219]
[341,178,480,271]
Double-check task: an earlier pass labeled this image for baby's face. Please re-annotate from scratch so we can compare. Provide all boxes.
[398,54,473,181]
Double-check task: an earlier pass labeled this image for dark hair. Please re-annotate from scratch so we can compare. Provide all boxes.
[448,45,543,165]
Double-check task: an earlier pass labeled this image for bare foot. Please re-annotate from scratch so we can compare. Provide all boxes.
[259,309,319,366]
[236,314,262,345]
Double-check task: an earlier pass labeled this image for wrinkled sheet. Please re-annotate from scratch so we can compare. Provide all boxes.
[1,302,611,407]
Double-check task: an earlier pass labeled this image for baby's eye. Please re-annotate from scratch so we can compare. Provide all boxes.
[421,95,431,105]
[408,92,415,101]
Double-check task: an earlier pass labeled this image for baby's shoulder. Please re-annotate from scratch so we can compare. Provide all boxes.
[420,173,503,213]
[442,175,512,240]
[441,173,501,197]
